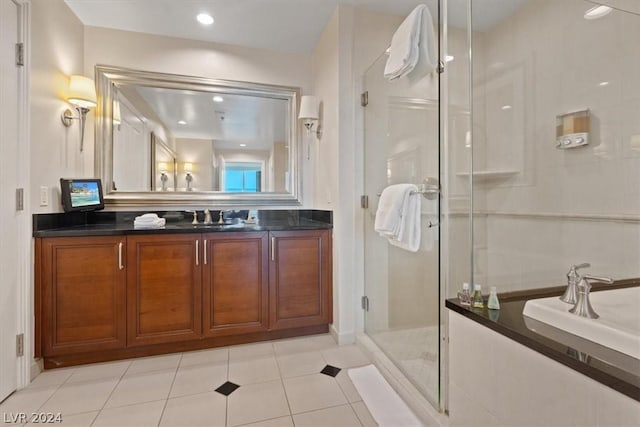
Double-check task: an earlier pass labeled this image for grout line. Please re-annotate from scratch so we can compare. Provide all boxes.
[157,353,183,427]
[89,361,145,426]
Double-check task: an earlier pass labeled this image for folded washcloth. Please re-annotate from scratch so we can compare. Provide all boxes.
[134,213,165,229]
[374,184,421,252]
[384,5,425,81]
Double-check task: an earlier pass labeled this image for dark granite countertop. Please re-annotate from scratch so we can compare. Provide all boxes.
[33,209,332,238]
[446,280,640,402]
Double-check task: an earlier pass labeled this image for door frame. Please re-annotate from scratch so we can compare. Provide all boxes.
[13,0,30,390]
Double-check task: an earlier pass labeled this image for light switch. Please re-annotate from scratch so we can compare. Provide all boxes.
[39,186,48,207]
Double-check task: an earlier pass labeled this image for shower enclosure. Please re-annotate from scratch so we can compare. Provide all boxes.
[361,0,447,410]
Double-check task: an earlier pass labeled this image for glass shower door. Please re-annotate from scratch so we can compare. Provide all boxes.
[362,32,441,408]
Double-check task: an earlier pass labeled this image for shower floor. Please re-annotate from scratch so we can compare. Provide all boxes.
[368,326,439,404]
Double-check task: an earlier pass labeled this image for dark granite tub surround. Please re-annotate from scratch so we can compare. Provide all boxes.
[33,209,333,237]
[446,279,640,402]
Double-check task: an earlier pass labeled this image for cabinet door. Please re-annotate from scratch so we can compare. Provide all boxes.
[202,232,268,337]
[269,230,332,330]
[40,237,126,356]
[127,234,202,346]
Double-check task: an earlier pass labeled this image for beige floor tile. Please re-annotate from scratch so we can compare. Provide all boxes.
[229,356,280,385]
[125,353,182,376]
[26,410,98,426]
[160,391,226,426]
[351,401,377,427]
[335,370,362,403]
[169,362,227,398]
[65,361,130,384]
[238,416,294,427]
[321,346,370,369]
[180,347,228,368]
[292,404,362,427]
[39,379,119,415]
[93,399,165,427]
[229,342,274,361]
[0,386,59,422]
[104,369,175,408]
[283,373,347,414]
[272,335,332,356]
[28,369,74,389]
[227,380,289,426]
[276,351,326,379]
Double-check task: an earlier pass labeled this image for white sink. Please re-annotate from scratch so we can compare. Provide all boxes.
[523,287,640,360]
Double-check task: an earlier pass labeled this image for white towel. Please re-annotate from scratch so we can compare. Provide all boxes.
[375,184,421,252]
[407,5,438,82]
[134,213,165,229]
[384,5,425,81]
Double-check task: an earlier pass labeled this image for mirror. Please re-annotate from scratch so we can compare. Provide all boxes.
[95,65,301,206]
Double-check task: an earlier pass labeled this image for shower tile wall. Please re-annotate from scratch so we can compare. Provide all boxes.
[468,0,640,292]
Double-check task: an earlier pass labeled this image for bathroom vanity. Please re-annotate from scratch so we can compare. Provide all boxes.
[33,210,332,368]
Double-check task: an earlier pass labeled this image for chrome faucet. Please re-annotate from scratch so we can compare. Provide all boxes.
[203,209,213,225]
[560,263,591,304]
[569,274,614,319]
[217,210,225,225]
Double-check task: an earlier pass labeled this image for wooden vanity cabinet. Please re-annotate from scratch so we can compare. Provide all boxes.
[126,234,202,346]
[269,230,332,330]
[38,236,126,356]
[202,232,269,337]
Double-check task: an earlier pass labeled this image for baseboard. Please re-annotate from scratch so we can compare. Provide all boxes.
[355,333,448,427]
[30,358,43,382]
[330,324,355,345]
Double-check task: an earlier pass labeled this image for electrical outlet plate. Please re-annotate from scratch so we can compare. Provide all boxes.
[39,186,48,206]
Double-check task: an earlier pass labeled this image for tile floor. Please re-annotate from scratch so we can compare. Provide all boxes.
[0,334,378,427]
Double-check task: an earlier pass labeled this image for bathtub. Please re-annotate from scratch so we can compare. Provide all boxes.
[523,286,640,359]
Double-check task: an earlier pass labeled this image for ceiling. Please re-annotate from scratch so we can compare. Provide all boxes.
[64,0,530,54]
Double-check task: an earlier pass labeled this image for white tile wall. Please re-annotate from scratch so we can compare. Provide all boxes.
[448,311,640,427]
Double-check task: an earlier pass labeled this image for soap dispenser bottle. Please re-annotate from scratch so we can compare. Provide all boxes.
[471,284,484,309]
[487,286,500,310]
[458,283,472,307]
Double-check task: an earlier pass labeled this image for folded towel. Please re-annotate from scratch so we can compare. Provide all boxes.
[374,184,421,252]
[134,213,165,229]
[384,5,425,81]
[407,5,438,82]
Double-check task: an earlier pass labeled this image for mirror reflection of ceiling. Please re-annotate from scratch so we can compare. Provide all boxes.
[121,86,287,150]
[64,0,530,53]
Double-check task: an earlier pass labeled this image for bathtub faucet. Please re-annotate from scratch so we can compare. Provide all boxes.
[569,274,614,319]
[560,263,591,305]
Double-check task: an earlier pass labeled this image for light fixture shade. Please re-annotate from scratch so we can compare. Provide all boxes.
[113,100,122,125]
[298,95,318,120]
[184,162,193,173]
[68,75,97,108]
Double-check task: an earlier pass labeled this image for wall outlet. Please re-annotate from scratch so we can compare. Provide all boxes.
[39,186,49,207]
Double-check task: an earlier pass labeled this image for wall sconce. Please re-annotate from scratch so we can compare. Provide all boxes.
[184,162,193,191]
[61,75,97,152]
[299,95,321,139]
[158,162,168,191]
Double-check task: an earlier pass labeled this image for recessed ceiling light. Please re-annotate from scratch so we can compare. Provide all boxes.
[196,13,214,25]
[178,120,187,125]
[445,55,454,62]
[501,105,512,110]
[239,144,247,147]
[213,96,224,103]
[584,5,612,20]
[598,81,610,86]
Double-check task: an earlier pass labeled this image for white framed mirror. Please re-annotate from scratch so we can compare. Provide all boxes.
[95,65,301,207]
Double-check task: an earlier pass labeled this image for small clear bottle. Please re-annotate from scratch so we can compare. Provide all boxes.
[471,284,484,309]
[458,282,471,307]
[487,286,500,310]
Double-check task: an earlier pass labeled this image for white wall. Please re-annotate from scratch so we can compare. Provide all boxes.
[470,0,640,292]
[30,0,86,213]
